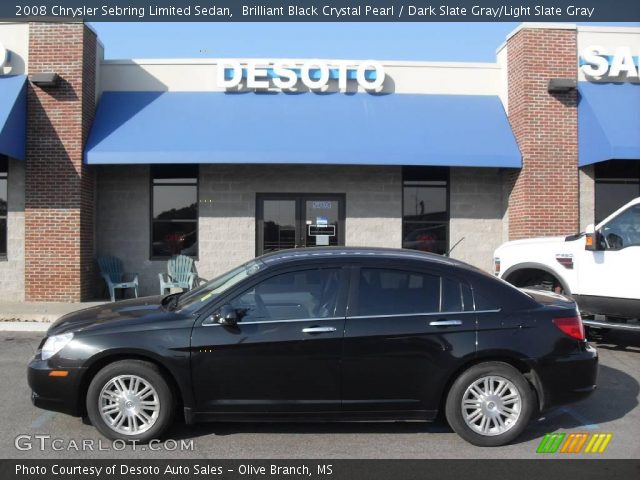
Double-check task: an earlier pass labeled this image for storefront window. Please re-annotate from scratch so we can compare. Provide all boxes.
[0,156,6,258]
[595,160,640,224]
[402,167,449,255]
[151,165,198,258]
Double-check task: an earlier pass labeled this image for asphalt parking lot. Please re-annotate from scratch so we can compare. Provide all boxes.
[2,330,639,459]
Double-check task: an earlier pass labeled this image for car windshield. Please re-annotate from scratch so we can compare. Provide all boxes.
[176,259,264,311]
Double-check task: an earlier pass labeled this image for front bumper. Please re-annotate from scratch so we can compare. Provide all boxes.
[27,357,86,417]
[536,343,598,410]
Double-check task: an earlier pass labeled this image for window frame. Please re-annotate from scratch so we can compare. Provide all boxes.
[0,156,8,260]
[149,165,199,260]
[401,166,450,256]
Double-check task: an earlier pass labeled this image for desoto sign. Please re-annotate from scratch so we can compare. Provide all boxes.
[217,60,386,91]
[580,46,640,79]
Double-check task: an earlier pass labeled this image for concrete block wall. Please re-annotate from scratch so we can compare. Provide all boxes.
[95,163,512,298]
[579,165,595,231]
[198,164,403,282]
[95,165,165,298]
[96,164,402,297]
[449,168,506,272]
[0,159,25,300]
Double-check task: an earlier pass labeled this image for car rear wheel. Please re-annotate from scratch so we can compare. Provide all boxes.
[445,362,534,446]
[86,360,174,443]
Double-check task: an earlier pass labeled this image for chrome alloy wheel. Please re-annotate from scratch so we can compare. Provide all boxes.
[99,375,160,435]
[461,375,522,436]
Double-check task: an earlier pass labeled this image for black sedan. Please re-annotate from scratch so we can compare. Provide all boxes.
[28,247,598,446]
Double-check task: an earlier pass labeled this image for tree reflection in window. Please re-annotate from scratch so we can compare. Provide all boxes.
[151,165,198,258]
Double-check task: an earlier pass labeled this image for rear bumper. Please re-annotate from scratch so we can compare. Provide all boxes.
[535,343,598,411]
[27,357,85,417]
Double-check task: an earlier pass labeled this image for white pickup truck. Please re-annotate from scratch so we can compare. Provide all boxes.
[493,197,640,331]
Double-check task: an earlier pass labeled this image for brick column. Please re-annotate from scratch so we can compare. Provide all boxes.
[506,26,579,239]
[25,23,97,301]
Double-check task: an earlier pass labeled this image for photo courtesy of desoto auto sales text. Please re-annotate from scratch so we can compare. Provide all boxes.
[0,1,638,479]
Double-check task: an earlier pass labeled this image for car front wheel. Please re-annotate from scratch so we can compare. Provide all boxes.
[445,361,535,446]
[86,360,174,443]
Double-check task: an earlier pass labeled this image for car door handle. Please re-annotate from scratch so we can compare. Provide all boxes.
[429,320,463,326]
[302,326,337,334]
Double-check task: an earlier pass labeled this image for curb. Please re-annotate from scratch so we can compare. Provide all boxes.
[0,316,57,323]
[0,321,50,332]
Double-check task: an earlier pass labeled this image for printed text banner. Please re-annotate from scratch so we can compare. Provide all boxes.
[2,1,640,22]
[3,460,640,480]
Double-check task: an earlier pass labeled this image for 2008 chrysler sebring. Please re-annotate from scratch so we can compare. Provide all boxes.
[28,248,598,446]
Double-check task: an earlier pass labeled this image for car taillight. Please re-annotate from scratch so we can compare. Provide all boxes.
[493,258,500,276]
[553,315,585,341]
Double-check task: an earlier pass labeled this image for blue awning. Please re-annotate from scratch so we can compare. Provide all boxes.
[579,82,640,167]
[0,75,27,160]
[85,91,521,168]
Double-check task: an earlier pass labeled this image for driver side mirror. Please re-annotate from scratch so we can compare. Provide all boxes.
[214,304,239,326]
[584,224,597,251]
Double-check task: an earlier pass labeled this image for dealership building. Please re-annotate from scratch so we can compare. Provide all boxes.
[0,22,638,301]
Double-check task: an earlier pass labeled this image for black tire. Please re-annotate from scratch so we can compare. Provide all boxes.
[445,362,535,447]
[86,360,174,443]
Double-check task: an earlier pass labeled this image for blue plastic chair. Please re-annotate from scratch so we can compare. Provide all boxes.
[97,256,139,302]
[159,255,196,295]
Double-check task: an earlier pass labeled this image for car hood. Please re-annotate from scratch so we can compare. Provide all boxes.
[497,235,568,252]
[520,288,576,309]
[47,296,175,336]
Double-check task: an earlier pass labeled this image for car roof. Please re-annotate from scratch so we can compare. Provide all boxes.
[259,247,475,271]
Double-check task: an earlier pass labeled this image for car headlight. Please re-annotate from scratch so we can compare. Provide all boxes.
[41,332,74,360]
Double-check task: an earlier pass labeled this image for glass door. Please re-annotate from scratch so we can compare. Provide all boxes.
[258,198,297,254]
[304,198,341,248]
[256,194,345,255]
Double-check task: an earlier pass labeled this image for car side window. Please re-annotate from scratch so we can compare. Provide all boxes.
[228,268,341,322]
[599,204,640,250]
[357,268,440,316]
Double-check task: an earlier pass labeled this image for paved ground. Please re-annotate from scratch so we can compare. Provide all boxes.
[2,330,638,459]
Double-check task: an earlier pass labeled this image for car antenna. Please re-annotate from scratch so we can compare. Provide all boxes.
[446,237,465,257]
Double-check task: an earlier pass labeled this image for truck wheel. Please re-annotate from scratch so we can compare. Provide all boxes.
[504,269,569,297]
[445,362,535,447]
[86,360,174,443]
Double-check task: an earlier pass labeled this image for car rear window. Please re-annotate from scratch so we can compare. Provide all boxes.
[468,268,538,312]
[474,291,501,311]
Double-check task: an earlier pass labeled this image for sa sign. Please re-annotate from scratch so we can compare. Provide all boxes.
[0,42,8,69]
[580,45,640,79]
